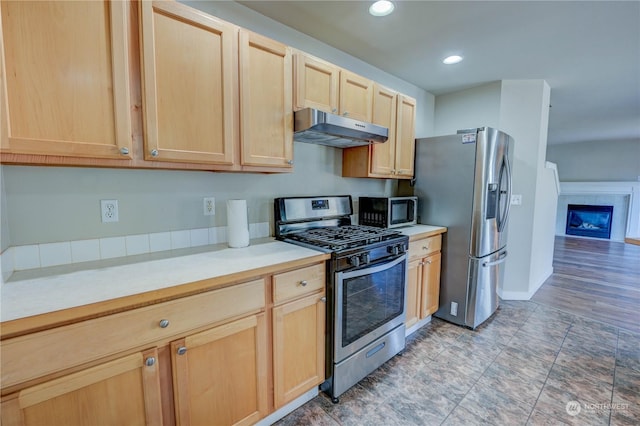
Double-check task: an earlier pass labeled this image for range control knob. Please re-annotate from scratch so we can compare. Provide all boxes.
[388,245,400,256]
[360,253,370,264]
[348,255,360,268]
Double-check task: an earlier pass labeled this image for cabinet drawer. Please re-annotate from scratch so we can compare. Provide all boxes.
[273,263,325,304]
[408,235,442,260]
[1,279,265,390]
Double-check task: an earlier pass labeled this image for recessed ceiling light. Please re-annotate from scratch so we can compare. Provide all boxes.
[369,1,395,17]
[443,55,464,65]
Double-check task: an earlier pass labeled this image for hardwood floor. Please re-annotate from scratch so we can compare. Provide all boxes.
[532,236,640,334]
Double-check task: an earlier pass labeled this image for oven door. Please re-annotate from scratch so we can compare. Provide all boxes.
[334,254,407,362]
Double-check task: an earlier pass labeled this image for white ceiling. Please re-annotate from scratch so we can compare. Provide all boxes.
[237,0,640,145]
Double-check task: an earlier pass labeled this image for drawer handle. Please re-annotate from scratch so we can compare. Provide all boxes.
[422,245,429,250]
[177,346,187,356]
[426,260,432,265]
[145,357,156,367]
[320,297,327,303]
[159,319,170,328]
[300,280,308,287]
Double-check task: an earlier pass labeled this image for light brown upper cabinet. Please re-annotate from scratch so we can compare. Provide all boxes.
[293,53,339,114]
[139,1,238,165]
[293,52,373,122]
[339,70,374,122]
[239,30,293,168]
[342,88,416,180]
[394,94,417,178]
[0,0,133,159]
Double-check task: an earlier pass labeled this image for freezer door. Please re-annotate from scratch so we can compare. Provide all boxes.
[470,128,514,258]
[466,249,507,329]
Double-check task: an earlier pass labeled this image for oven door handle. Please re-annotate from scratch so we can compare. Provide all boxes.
[337,254,407,280]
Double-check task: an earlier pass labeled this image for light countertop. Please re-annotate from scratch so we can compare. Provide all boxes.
[1,239,327,325]
[1,224,446,331]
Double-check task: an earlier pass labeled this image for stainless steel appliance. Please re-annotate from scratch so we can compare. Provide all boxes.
[294,108,389,148]
[358,196,418,228]
[274,195,408,402]
[413,127,514,329]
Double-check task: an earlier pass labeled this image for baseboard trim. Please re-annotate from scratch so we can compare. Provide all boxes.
[499,267,553,300]
[405,315,432,336]
[255,387,318,426]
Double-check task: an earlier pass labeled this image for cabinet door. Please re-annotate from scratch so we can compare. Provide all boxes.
[139,1,237,164]
[406,258,422,328]
[421,252,442,318]
[394,95,417,178]
[339,70,373,122]
[293,53,339,113]
[239,30,293,168]
[0,0,132,159]
[0,349,163,426]
[273,292,326,408]
[171,314,268,426]
[369,84,398,176]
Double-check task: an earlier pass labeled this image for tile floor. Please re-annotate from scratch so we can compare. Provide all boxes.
[275,300,640,425]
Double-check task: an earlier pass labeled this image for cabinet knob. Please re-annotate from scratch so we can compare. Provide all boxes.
[145,357,156,367]
[331,108,337,113]
[300,280,308,287]
[159,319,170,328]
[422,246,429,250]
[177,346,187,356]
[342,111,349,117]
[320,297,327,303]
[287,160,294,165]
[120,147,129,155]
[426,260,432,264]
[150,149,159,157]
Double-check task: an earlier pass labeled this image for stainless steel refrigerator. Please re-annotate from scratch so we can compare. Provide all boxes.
[413,127,514,329]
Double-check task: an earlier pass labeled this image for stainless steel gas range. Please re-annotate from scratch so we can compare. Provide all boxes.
[274,195,408,402]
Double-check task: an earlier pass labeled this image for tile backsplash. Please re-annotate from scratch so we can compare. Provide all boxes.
[1,222,270,282]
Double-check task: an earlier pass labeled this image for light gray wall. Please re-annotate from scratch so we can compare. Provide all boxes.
[499,80,554,297]
[546,139,640,182]
[433,81,502,136]
[432,79,554,299]
[2,144,393,246]
[0,1,435,249]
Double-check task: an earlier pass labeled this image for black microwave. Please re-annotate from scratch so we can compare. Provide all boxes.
[358,196,418,228]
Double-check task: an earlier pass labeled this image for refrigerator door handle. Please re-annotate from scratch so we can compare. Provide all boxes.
[497,156,512,233]
[482,250,508,267]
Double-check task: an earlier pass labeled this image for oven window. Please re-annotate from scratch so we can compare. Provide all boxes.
[341,260,406,347]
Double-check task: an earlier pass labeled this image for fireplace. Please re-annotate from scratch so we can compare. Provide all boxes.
[565,204,614,239]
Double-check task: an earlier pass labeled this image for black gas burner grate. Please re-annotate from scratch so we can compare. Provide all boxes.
[287,225,401,251]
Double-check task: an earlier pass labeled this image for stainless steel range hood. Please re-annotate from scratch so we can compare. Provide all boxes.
[294,108,388,148]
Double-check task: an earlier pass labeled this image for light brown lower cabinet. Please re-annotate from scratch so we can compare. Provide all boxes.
[0,348,163,426]
[171,314,268,426]
[405,235,443,328]
[273,292,325,408]
[0,261,327,426]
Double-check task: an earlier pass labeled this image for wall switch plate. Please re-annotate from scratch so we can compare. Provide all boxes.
[511,194,523,205]
[101,200,119,223]
[203,197,215,216]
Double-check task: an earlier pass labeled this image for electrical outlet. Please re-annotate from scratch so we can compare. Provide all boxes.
[510,194,523,205]
[203,197,215,216]
[101,200,119,223]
